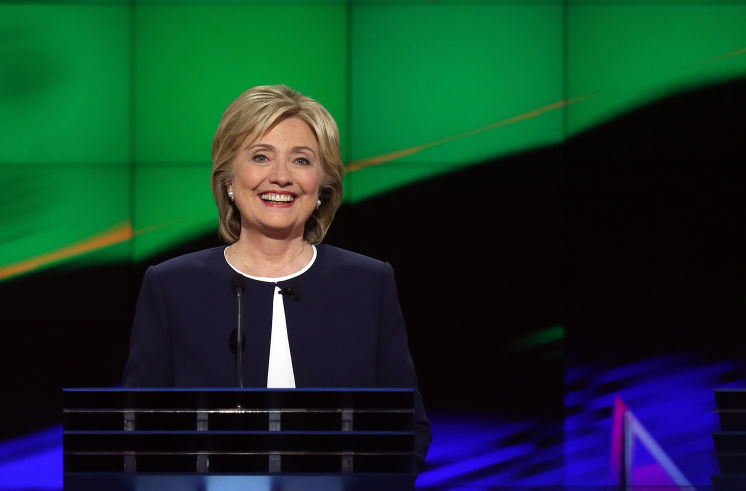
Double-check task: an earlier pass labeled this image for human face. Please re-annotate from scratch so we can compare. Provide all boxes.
[227,117,323,241]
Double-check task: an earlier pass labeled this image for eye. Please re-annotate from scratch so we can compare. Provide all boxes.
[294,157,311,166]
[252,153,268,163]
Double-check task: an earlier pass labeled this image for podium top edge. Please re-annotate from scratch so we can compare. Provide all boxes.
[63,430,417,435]
[63,388,415,393]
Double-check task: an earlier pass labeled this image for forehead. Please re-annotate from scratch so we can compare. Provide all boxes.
[251,116,318,148]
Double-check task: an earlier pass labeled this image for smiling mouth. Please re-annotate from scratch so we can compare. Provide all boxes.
[260,193,296,203]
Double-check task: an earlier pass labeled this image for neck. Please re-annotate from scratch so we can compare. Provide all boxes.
[229,233,311,278]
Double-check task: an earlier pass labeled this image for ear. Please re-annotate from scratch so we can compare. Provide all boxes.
[226,181,233,194]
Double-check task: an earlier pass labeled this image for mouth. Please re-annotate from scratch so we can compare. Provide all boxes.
[260,192,297,204]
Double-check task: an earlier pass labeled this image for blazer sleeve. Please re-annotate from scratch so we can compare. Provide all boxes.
[376,262,432,473]
[122,266,174,387]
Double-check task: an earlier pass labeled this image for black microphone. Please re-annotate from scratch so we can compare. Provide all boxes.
[231,274,245,295]
[277,284,301,301]
[230,274,246,388]
[228,329,246,354]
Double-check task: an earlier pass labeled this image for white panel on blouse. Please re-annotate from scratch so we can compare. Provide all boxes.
[224,245,317,389]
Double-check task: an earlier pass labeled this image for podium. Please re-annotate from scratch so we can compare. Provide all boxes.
[63,388,416,491]
[712,389,746,491]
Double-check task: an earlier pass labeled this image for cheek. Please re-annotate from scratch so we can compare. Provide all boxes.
[307,169,324,192]
[234,167,262,188]
[297,172,319,194]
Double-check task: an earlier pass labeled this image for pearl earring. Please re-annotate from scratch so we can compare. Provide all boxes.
[228,190,235,201]
[316,199,321,210]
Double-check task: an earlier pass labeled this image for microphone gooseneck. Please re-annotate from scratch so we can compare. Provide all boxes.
[230,274,246,388]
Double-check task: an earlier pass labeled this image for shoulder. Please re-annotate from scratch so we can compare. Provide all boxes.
[303,245,399,307]
[316,244,390,275]
[313,244,398,294]
[148,246,226,280]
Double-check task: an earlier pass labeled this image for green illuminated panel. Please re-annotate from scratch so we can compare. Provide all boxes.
[133,3,347,165]
[133,165,217,261]
[0,4,130,165]
[348,3,563,202]
[351,0,563,4]
[3,0,746,279]
[567,4,746,136]
[345,162,462,205]
[0,166,130,280]
[510,325,565,352]
[567,0,745,4]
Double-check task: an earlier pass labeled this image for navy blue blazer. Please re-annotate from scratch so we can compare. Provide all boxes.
[123,244,430,468]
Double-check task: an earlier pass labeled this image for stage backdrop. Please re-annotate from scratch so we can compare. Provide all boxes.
[1,1,745,489]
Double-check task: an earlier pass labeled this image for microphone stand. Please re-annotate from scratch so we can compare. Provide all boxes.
[235,286,243,388]
[231,274,246,388]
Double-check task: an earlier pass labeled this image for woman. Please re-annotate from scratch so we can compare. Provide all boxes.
[123,85,430,470]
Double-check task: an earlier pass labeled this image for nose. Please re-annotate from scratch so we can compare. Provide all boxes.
[269,160,293,186]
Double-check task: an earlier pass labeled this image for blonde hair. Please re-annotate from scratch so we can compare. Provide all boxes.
[211,85,344,243]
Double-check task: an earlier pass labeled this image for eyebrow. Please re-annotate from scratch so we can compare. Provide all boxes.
[248,144,317,156]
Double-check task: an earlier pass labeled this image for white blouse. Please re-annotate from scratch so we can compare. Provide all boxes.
[224,245,317,388]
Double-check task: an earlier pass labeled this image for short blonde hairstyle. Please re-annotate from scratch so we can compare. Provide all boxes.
[211,85,344,244]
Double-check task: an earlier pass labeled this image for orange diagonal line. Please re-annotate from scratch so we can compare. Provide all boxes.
[0,213,214,282]
[133,212,214,236]
[703,46,746,64]
[347,95,593,172]
[0,221,133,282]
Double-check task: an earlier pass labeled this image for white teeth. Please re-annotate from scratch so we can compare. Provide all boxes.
[260,193,294,202]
